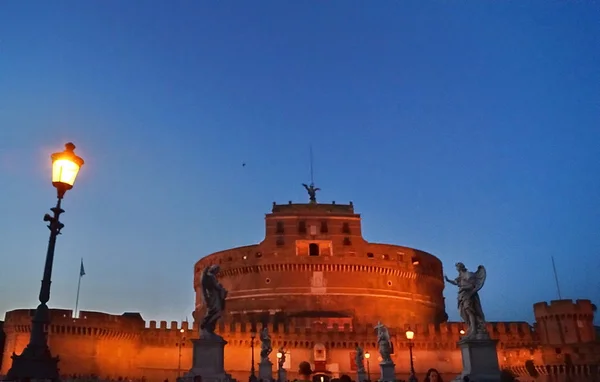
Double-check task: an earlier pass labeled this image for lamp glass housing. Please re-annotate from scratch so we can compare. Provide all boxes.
[364,352,370,359]
[405,329,415,340]
[276,352,282,359]
[51,143,84,191]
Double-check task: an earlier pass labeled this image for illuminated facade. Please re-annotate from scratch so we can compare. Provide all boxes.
[2,200,599,381]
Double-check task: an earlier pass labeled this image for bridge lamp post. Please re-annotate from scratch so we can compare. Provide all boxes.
[364,351,371,381]
[406,328,417,382]
[276,351,283,382]
[249,330,257,382]
[177,328,186,378]
[7,142,85,380]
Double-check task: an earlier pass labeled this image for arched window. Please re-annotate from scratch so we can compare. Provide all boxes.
[309,243,320,257]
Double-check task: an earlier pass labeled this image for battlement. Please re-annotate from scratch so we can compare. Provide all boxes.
[3,309,145,340]
[270,202,357,216]
[4,309,143,327]
[136,319,534,346]
[534,299,596,319]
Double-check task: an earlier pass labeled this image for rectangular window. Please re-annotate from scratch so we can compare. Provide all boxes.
[342,222,350,234]
[309,225,317,236]
[276,221,284,234]
[320,221,328,233]
[298,221,306,234]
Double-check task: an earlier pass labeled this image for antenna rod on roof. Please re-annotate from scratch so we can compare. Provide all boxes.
[310,144,314,185]
[551,256,563,300]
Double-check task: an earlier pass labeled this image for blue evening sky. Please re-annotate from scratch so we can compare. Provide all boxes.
[1,1,599,325]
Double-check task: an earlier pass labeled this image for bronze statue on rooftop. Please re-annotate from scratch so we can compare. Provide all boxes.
[302,182,320,203]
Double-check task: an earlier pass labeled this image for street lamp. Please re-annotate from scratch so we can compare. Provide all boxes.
[177,328,186,378]
[405,328,417,382]
[459,329,465,335]
[249,330,257,382]
[276,351,284,382]
[7,142,85,380]
[364,351,371,382]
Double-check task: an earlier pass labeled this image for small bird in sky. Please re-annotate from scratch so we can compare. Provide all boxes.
[242,162,246,167]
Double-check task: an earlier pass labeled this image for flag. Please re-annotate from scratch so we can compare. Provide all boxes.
[79,259,86,277]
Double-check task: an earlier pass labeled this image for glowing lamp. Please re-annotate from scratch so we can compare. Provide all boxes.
[405,329,414,341]
[364,352,370,359]
[459,329,465,335]
[180,328,185,333]
[277,352,283,359]
[51,142,84,198]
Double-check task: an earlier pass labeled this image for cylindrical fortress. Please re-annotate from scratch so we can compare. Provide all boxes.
[194,201,447,326]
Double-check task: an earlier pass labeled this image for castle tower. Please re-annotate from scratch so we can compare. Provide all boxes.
[193,196,447,327]
[533,299,597,345]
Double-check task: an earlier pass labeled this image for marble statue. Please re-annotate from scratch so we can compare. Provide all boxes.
[199,264,228,336]
[375,322,393,364]
[259,326,272,362]
[355,345,366,373]
[302,183,320,203]
[445,262,488,338]
[277,347,287,369]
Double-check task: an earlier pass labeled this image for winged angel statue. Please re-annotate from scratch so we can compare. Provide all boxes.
[445,262,488,338]
[375,322,393,364]
[200,265,228,337]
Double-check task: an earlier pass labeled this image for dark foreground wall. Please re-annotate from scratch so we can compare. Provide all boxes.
[0,321,5,371]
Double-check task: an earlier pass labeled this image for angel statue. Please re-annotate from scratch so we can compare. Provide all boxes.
[200,265,228,337]
[302,182,320,203]
[445,262,488,338]
[259,326,273,363]
[355,345,366,373]
[375,322,393,364]
[277,347,287,370]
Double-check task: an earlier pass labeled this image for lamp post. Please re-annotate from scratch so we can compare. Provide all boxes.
[406,329,417,382]
[276,351,283,382]
[249,330,257,382]
[177,328,186,378]
[364,351,371,382]
[7,142,85,381]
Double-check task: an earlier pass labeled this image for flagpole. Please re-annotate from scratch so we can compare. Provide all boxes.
[75,258,84,318]
[74,274,82,318]
[551,256,562,300]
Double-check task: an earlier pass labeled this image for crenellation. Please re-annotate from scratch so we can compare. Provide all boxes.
[439,322,448,334]
[149,320,157,329]
[159,321,167,329]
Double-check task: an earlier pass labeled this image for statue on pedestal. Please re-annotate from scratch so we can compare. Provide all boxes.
[445,262,488,339]
[199,265,228,337]
[355,345,366,373]
[259,327,273,362]
[375,322,393,364]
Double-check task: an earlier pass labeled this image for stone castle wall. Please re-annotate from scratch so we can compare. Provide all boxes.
[0,307,538,381]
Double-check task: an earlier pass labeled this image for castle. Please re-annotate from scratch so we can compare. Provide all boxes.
[2,197,599,381]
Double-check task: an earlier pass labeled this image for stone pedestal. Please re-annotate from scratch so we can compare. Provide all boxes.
[356,370,367,382]
[454,337,501,382]
[277,367,287,382]
[6,346,60,381]
[181,332,232,382]
[379,362,396,382]
[259,359,274,380]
